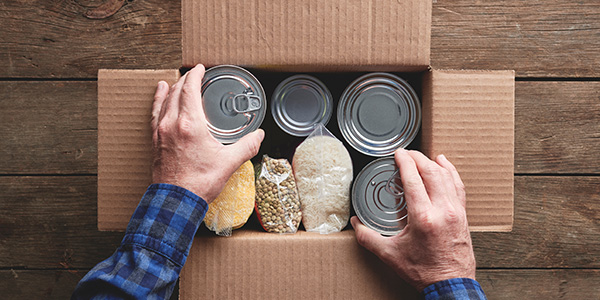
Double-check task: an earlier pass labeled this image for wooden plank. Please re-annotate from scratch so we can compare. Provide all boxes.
[0,81,97,174]
[515,81,600,173]
[2,80,598,174]
[0,269,597,299]
[1,0,598,78]
[431,0,600,77]
[0,270,180,300]
[0,176,123,269]
[0,0,181,78]
[0,176,598,269]
[477,269,600,299]
[472,176,600,268]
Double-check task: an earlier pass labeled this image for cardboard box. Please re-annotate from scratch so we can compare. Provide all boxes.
[98,0,514,298]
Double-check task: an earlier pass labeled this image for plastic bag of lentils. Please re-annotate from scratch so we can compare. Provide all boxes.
[255,155,302,233]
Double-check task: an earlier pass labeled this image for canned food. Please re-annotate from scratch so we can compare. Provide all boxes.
[271,75,333,136]
[338,73,421,156]
[201,65,266,143]
[352,157,407,235]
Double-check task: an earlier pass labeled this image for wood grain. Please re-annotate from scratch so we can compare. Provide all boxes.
[1,81,599,174]
[431,0,600,77]
[0,176,122,269]
[0,81,97,174]
[515,81,600,173]
[0,269,597,299]
[0,176,597,269]
[0,0,181,78]
[0,0,598,77]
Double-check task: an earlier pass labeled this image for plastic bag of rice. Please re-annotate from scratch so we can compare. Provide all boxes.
[292,124,353,234]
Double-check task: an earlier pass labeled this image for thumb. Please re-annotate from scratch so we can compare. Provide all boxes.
[225,129,265,166]
[351,216,390,259]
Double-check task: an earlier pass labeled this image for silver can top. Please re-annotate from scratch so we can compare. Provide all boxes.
[338,73,421,157]
[271,75,333,137]
[352,157,408,235]
[201,65,266,144]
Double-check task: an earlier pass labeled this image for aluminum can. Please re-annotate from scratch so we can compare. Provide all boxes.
[271,75,333,136]
[201,65,266,143]
[338,73,421,156]
[352,157,407,235]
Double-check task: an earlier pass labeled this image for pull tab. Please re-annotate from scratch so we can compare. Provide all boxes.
[385,168,404,197]
[232,88,262,114]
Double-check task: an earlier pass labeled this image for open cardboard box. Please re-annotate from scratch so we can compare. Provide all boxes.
[98,0,514,298]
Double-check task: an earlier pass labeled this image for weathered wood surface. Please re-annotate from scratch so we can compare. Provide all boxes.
[0,81,97,174]
[0,270,179,300]
[1,0,599,78]
[0,176,597,270]
[0,0,181,78]
[1,269,598,299]
[2,81,599,175]
[431,0,600,77]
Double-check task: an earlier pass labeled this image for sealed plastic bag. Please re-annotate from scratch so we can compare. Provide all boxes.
[255,155,302,233]
[204,160,255,236]
[293,124,353,234]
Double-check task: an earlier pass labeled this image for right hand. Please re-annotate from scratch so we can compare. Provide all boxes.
[351,149,476,291]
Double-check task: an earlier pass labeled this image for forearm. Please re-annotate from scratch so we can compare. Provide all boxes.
[72,184,207,300]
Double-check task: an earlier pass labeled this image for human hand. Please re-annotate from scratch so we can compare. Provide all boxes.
[351,149,475,291]
[151,64,265,204]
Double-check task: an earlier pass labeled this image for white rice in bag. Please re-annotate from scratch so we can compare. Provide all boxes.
[292,124,353,234]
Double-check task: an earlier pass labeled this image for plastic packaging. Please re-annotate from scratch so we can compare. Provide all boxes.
[255,155,302,233]
[204,161,255,236]
[293,124,353,234]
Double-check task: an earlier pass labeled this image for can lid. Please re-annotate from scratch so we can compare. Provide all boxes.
[202,65,266,144]
[352,157,407,235]
[271,75,333,137]
[338,73,421,156]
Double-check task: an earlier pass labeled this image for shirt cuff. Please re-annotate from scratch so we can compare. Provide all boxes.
[422,278,487,300]
[121,183,208,267]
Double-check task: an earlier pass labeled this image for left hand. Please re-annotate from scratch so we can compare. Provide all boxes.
[151,64,265,203]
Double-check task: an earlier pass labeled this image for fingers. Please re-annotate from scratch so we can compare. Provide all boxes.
[407,151,455,208]
[152,81,169,132]
[180,64,206,120]
[436,154,467,208]
[395,149,432,217]
[159,72,188,123]
[225,129,265,167]
[351,216,389,259]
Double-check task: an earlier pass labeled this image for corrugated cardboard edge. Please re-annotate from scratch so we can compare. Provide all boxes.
[97,69,180,231]
[180,230,418,299]
[182,0,431,71]
[422,69,515,232]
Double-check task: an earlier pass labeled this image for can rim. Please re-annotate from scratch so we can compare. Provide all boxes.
[201,65,266,144]
[352,157,407,236]
[271,74,333,137]
[338,72,421,157]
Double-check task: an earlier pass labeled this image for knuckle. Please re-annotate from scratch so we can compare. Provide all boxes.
[176,118,195,136]
[157,122,171,136]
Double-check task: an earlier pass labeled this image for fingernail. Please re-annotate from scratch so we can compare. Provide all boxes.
[157,81,166,91]
[440,154,447,161]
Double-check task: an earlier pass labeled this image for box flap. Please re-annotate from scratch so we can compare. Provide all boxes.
[180,230,417,299]
[182,0,431,71]
[97,69,180,231]
[422,69,515,232]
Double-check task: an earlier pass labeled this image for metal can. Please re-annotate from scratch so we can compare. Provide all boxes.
[271,75,333,136]
[352,157,407,235]
[201,65,266,143]
[337,73,421,156]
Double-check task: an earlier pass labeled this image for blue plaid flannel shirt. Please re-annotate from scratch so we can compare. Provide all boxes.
[72,184,486,300]
[423,277,487,299]
[72,184,207,300]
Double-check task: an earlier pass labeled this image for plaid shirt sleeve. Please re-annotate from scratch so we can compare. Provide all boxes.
[422,278,487,300]
[72,183,207,300]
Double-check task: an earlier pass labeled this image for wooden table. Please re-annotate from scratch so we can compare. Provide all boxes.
[1,0,598,298]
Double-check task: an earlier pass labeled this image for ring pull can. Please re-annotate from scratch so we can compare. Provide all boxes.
[202,65,266,144]
[353,157,408,235]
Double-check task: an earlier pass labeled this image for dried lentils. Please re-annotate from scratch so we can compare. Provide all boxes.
[255,156,302,233]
